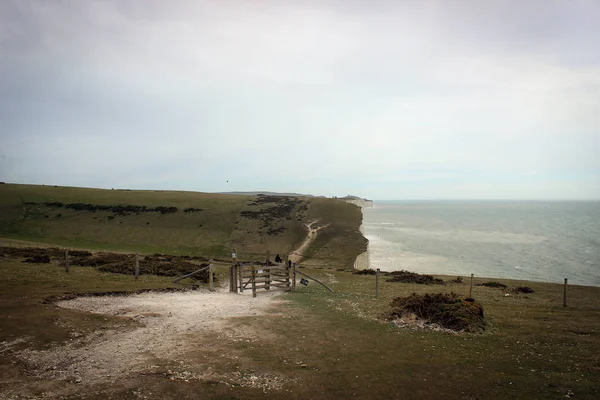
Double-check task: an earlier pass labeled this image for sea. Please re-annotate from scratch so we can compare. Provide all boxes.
[363,201,600,287]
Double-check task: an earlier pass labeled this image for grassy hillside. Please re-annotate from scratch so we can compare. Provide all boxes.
[0,184,366,268]
[303,197,367,268]
[1,258,598,399]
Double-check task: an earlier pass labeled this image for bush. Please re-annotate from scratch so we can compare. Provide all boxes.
[515,286,534,294]
[353,269,377,275]
[23,255,50,263]
[386,270,444,285]
[98,260,211,282]
[37,202,179,215]
[477,281,507,289]
[386,292,485,332]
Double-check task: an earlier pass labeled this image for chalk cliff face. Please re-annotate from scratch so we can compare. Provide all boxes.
[353,250,370,270]
[340,196,374,208]
[352,203,371,270]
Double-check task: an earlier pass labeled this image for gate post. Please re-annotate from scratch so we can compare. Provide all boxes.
[292,263,296,291]
[233,263,238,293]
[285,259,291,289]
[265,267,271,291]
[238,263,244,293]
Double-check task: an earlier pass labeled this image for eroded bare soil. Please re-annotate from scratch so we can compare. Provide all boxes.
[4,289,294,399]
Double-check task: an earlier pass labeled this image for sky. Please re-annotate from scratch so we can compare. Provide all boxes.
[1,0,599,200]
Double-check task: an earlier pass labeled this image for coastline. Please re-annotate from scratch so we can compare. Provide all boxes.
[359,200,600,287]
[353,204,370,270]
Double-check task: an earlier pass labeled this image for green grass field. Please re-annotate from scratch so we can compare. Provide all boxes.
[1,183,598,399]
[0,184,366,267]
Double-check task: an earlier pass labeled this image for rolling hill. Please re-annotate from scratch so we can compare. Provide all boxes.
[0,184,367,268]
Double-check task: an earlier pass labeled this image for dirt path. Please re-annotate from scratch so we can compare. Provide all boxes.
[13,287,289,396]
[288,220,329,264]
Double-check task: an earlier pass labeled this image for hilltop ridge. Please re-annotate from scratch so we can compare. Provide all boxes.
[0,184,367,268]
[338,195,374,208]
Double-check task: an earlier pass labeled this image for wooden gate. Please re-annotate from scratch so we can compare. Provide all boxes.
[235,263,291,297]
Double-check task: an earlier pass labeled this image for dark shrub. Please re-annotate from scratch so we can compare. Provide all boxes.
[23,255,51,263]
[515,286,534,294]
[386,270,444,285]
[353,269,377,275]
[386,292,485,332]
[477,281,507,289]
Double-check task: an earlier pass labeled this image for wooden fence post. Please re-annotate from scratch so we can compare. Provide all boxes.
[292,263,296,291]
[469,273,474,298]
[134,254,139,279]
[285,259,291,289]
[376,268,380,298]
[265,267,271,291]
[234,263,239,293]
[208,263,214,291]
[563,278,568,307]
[251,265,257,298]
[64,248,69,273]
[231,248,237,293]
[238,263,244,293]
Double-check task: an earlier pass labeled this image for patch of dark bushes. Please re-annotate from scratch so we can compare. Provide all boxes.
[477,281,507,289]
[0,247,62,259]
[23,255,50,263]
[353,269,378,275]
[153,206,178,214]
[386,270,444,285]
[184,208,203,213]
[33,202,179,216]
[98,260,212,282]
[71,252,130,267]
[385,292,485,332]
[451,277,463,283]
[266,226,286,236]
[68,250,92,257]
[240,210,263,219]
[69,252,212,282]
[242,196,306,223]
[2,247,212,281]
[515,286,534,294]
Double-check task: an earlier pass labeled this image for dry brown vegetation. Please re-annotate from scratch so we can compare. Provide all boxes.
[386,292,486,332]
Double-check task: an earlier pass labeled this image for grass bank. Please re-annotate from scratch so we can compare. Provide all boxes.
[0,183,366,269]
[1,255,598,399]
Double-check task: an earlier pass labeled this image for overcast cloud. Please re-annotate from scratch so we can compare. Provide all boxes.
[1,0,599,199]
